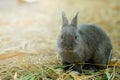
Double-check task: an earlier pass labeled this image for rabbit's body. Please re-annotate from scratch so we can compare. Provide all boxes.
[57,12,112,72]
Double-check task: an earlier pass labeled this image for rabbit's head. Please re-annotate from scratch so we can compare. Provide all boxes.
[57,12,79,52]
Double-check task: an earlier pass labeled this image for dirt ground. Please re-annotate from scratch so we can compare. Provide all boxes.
[0,0,120,65]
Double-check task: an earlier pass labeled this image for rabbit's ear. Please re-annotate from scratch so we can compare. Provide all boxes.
[71,12,79,27]
[62,11,68,26]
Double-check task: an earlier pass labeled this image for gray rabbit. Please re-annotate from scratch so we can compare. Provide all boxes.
[57,12,112,72]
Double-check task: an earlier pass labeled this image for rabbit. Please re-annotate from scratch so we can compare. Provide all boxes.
[57,11,112,72]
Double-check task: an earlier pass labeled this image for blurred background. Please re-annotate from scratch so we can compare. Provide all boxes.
[0,0,120,65]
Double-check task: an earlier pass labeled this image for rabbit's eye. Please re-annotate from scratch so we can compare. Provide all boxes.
[61,35,64,39]
[75,36,77,39]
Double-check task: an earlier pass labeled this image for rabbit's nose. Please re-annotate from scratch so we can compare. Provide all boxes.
[66,47,72,50]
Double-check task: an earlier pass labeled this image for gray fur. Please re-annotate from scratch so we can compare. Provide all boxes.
[57,12,112,72]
